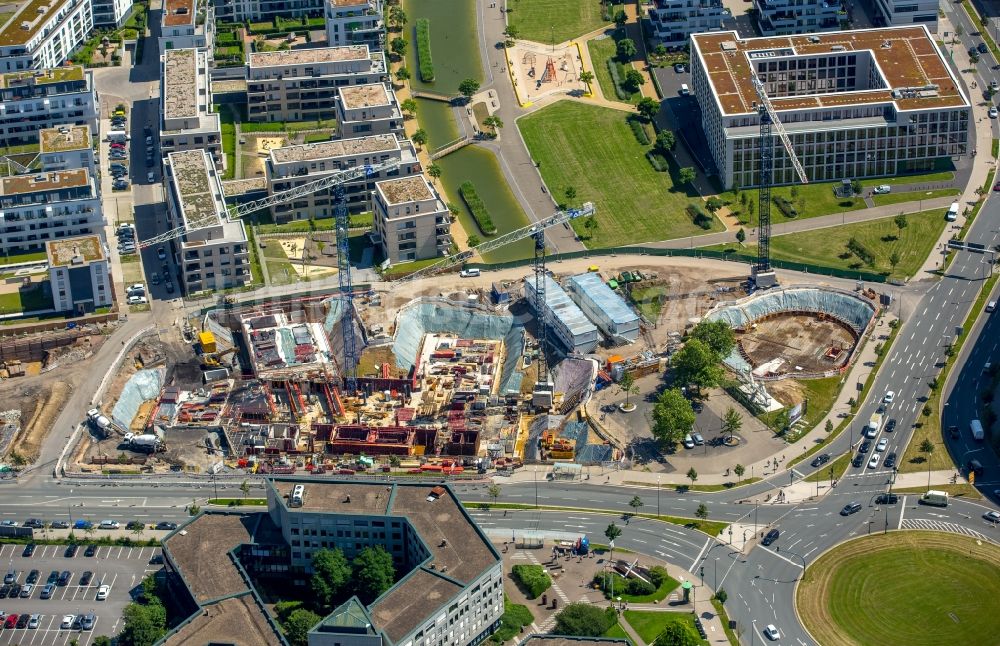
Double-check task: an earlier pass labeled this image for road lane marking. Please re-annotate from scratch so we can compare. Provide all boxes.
[689,537,711,572]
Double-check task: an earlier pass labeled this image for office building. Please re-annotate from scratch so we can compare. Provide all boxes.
[753,0,842,36]
[160,48,223,170]
[0,0,93,72]
[158,480,502,646]
[524,274,600,354]
[325,0,383,50]
[690,26,970,189]
[46,234,112,314]
[159,0,214,52]
[0,169,103,257]
[164,149,250,294]
[372,175,450,264]
[91,0,134,27]
[647,0,724,44]
[870,0,938,32]
[247,45,386,123]
[336,82,403,138]
[213,0,323,22]
[266,134,421,222]
[38,124,96,176]
[0,66,98,148]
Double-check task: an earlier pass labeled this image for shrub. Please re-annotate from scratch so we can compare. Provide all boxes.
[646,151,668,172]
[686,204,713,230]
[606,59,630,101]
[846,237,875,266]
[649,566,669,588]
[773,195,798,218]
[705,197,724,212]
[627,117,650,145]
[459,181,497,235]
[626,577,655,595]
[491,602,533,643]
[511,564,551,599]
[415,19,435,82]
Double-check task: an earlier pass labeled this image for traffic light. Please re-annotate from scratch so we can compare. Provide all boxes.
[699,566,704,578]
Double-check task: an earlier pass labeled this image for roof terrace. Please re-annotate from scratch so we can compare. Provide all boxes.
[40,124,90,153]
[163,0,195,27]
[249,44,370,68]
[339,83,390,110]
[0,65,84,87]
[377,176,433,205]
[163,48,198,120]
[0,0,70,47]
[1,169,88,195]
[46,234,105,267]
[270,134,398,165]
[169,150,222,229]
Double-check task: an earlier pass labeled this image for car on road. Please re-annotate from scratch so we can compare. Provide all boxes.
[40,584,54,599]
[987,300,997,313]
[764,624,781,641]
[19,583,32,598]
[884,452,897,468]
[21,544,34,557]
[852,453,864,468]
[868,453,881,469]
[876,438,888,452]
[96,584,110,600]
[64,544,78,557]
[165,280,175,294]
[762,529,780,546]
[810,453,831,468]
[883,391,895,404]
[841,501,863,516]
[884,418,896,433]
[157,247,166,260]
[969,46,978,57]
[60,615,74,629]
[979,42,989,54]
[873,184,891,194]
[85,544,97,557]
[876,493,898,505]
[674,63,686,73]
[156,521,178,531]
[984,511,1000,523]
[991,107,999,119]
[860,439,872,453]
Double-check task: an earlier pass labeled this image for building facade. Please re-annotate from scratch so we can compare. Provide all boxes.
[753,0,842,36]
[372,175,450,264]
[690,27,970,189]
[336,82,403,138]
[0,66,98,148]
[164,149,250,294]
[46,234,112,314]
[160,48,223,170]
[0,0,93,72]
[38,124,96,176]
[213,0,323,22]
[159,0,214,51]
[247,45,386,123]
[0,169,103,257]
[325,0,383,50]
[91,0,134,27]
[266,134,421,222]
[870,0,938,32]
[647,0,724,44]
[524,274,600,354]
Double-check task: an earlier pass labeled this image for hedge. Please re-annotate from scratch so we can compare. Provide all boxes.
[511,564,551,599]
[646,151,668,172]
[416,19,435,82]
[773,195,798,218]
[459,181,497,235]
[686,204,713,230]
[627,117,650,145]
[606,59,630,101]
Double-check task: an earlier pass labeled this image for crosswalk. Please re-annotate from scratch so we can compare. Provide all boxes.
[901,518,995,541]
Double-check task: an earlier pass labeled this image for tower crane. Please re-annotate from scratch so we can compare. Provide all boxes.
[750,74,808,289]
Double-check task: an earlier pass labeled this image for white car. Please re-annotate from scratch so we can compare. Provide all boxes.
[990,107,998,119]
[876,438,888,452]
[883,391,895,404]
[98,519,120,529]
[147,171,156,183]
[96,585,110,600]
[873,184,891,194]
[127,283,144,293]
[156,247,166,260]
[61,615,75,629]
[764,624,781,641]
[27,614,39,629]
[459,268,480,278]
[127,295,147,305]
[984,511,1000,523]
[868,452,881,469]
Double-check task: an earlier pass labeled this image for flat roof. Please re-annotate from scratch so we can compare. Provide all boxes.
[692,26,968,116]
[339,83,390,110]
[250,44,370,68]
[273,480,393,514]
[567,273,638,327]
[46,234,104,267]
[0,0,70,47]
[520,638,632,646]
[169,149,223,229]
[271,133,398,165]
[369,570,462,643]
[528,275,599,338]
[376,176,433,205]
[163,514,254,603]
[163,0,195,27]
[330,0,372,6]
[0,66,85,87]
[39,124,90,153]
[1,169,88,195]
[165,595,282,646]
[163,48,199,120]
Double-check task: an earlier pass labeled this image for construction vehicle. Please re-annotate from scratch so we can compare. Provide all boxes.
[123,433,164,453]
[201,347,237,369]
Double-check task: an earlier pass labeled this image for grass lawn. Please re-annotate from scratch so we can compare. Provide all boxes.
[871,188,959,208]
[628,284,669,321]
[219,106,237,181]
[0,250,47,266]
[804,452,851,482]
[0,283,53,315]
[893,483,982,499]
[603,623,630,640]
[623,611,705,645]
[507,0,609,43]
[790,376,843,441]
[382,256,444,279]
[587,36,639,104]
[520,102,720,247]
[260,239,298,286]
[797,532,1000,646]
[598,571,680,603]
[0,12,15,28]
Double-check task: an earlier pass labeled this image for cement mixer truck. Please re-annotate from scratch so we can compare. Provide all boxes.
[123,433,164,453]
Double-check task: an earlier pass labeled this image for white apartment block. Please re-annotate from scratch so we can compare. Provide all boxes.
[247,45,386,123]
[325,0,383,50]
[159,0,214,51]
[648,0,724,44]
[38,124,96,176]
[753,0,842,35]
[0,0,93,72]
[160,48,223,170]
[336,82,402,138]
[372,175,450,264]
[46,234,112,314]
[164,150,251,294]
[0,169,103,257]
[871,0,938,32]
[267,134,421,222]
[91,0,134,27]
[0,66,98,148]
[690,26,970,189]
[213,0,323,22]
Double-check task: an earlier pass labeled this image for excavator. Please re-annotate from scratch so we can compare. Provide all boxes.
[201,347,238,369]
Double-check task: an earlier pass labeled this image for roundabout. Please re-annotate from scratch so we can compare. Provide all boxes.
[796,531,1000,646]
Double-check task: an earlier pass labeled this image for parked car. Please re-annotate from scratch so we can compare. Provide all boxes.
[84,544,97,557]
[21,544,34,557]
[22,519,43,529]
[127,295,148,305]
[990,107,998,119]
[761,529,780,546]
[60,615,74,629]
[4,614,17,629]
[165,281,175,294]
[147,171,156,183]
[99,519,121,529]
[50,521,68,529]
[27,615,39,629]
[80,571,93,586]
[96,584,110,600]
[15,614,28,629]
[155,521,177,531]
[0,520,18,528]
[64,543,78,557]
[57,571,71,586]
[674,62,686,73]
[126,520,145,530]
[872,184,891,194]
[81,613,95,630]
[25,570,38,585]
[691,432,705,445]
[40,584,54,599]
[810,453,831,468]
[46,571,59,585]
[19,584,32,598]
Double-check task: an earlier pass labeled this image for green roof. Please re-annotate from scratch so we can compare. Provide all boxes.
[1,66,85,87]
[0,0,71,47]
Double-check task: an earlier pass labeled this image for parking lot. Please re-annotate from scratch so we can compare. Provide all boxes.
[0,543,162,645]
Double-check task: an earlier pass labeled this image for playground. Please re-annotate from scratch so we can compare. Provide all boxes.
[508,40,587,103]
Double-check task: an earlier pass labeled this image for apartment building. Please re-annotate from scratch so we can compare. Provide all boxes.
[159,0,214,51]
[91,0,134,27]
[870,0,938,32]
[336,82,402,138]
[38,124,96,176]
[325,0,383,50]
[0,169,103,257]
[372,175,449,264]
[0,0,93,72]
[266,134,420,222]
[647,0,724,44]
[753,0,842,35]
[247,45,386,122]
[46,234,112,314]
[0,66,98,148]
[164,149,250,294]
[690,26,970,189]
[213,0,323,22]
[160,48,223,170]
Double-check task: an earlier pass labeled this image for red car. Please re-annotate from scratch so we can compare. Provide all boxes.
[993,182,1000,192]
[4,614,18,629]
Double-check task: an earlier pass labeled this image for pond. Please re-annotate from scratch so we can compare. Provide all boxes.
[414,97,459,151]
[403,0,483,94]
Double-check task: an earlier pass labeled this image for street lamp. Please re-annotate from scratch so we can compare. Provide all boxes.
[714,557,719,590]
[657,476,661,518]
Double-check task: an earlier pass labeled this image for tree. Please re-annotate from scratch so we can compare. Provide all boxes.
[240,479,250,500]
[483,115,504,131]
[629,495,643,515]
[678,166,697,187]
[188,500,200,516]
[695,503,708,521]
[623,68,645,91]
[636,96,659,121]
[389,6,407,28]
[395,67,411,82]
[311,548,351,611]
[390,36,407,58]
[411,128,428,147]
[888,250,901,273]
[604,522,623,564]
[503,25,519,45]
[825,419,834,433]
[119,602,167,646]
[671,338,724,392]
[722,406,742,441]
[93,637,113,646]
[353,546,395,603]
[553,603,616,637]
[131,523,144,542]
[920,439,935,488]
[613,9,627,31]
[565,185,577,204]
[580,70,595,85]
[686,467,698,485]
[458,78,481,98]
[284,609,322,646]
[487,483,502,506]
[468,234,481,247]
[655,621,701,646]
[584,216,599,238]
[689,320,735,357]
[616,38,636,61]
[651,388,696,447]
[655,129,676,152]
[894,213,908,231]
[400,98,418,116]
[427,162,442,184]
[733,463,745,483]
[736,227,746,243]
[618,371,636,408]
